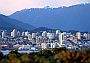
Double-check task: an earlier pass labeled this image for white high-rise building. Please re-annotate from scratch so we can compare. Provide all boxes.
[22,32,25,36]
[76,32,81,40]
[56,30,60,35]
[84,33,90,40]
[80,33,90,40]
[32,33,36,38]
[59,32,64,46]
[36,36,43,43]
[87,33,90,40]
[28,34,32,40]
[17,31,21,36]
[41,43,47,49]
[36,36,39,43]
[2,31,6,38]
[11,32,13,37]
[83,33,87,39]
[47,33,55,40]
[25,31,29,36]
[42,31,47,37]
[11,29,17,37]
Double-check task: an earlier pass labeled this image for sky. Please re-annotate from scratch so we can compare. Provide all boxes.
[0,0,90,15]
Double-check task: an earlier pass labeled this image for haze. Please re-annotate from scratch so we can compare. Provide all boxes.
[0,0,89,15]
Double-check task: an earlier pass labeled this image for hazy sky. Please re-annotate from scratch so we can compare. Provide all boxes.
[0,0,90,15]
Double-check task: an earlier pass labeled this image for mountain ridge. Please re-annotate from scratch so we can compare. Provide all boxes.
[9,4,90,32]
[0,14,35,32]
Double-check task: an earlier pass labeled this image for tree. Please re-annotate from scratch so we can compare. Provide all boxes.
[20,54,30,63]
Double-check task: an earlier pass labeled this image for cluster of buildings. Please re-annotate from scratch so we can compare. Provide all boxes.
[0,29,90,51]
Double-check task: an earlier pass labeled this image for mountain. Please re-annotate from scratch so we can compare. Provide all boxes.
[10,4,90,32]
[0,14,35,32]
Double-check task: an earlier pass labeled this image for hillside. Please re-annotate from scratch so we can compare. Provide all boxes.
[10,4,90,32]
[0,14,35,32]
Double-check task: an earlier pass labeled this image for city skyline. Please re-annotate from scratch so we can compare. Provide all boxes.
[0,0,90,15]
[0,0,90,62]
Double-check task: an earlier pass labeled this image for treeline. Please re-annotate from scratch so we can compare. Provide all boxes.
[0,48,90,63]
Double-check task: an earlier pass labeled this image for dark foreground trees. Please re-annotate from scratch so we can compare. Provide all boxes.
[0,48,90,63]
